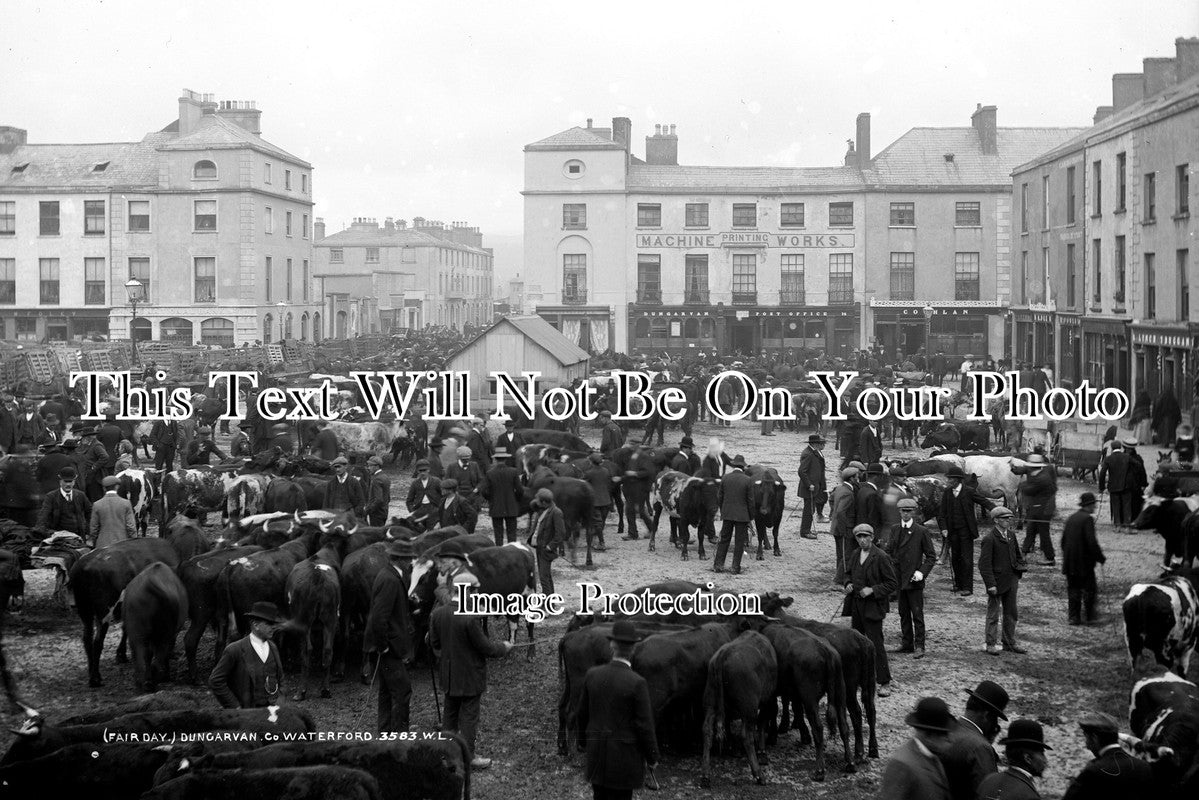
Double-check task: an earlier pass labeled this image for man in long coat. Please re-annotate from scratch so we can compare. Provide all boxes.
[796,433,826,540]
[365,540,416,734]
[940,466,995,596]
[714,455,754,574]
[938,681,1009,800]
[978,507,1027,655]
[843,523,899,696]
[480,449,522,545]
[884,498,937,658]
[1060,492,1105,625]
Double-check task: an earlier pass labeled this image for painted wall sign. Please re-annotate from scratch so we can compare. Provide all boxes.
[635,232,856,249]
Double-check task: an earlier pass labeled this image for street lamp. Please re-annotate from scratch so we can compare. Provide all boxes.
[276,301,286,342]
[125,278,144,365]
[921,304,935,368]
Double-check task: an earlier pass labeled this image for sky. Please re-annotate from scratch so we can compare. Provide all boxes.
[3,0,1197,282]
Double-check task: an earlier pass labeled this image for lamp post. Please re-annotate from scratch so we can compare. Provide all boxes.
[276,301,286,342]
[921,304,935,362]
[125,278,144,365]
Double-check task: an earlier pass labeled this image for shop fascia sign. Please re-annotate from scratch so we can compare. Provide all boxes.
[635,232,856,248]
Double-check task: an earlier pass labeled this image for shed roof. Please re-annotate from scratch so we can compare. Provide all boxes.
[451,315,590,367]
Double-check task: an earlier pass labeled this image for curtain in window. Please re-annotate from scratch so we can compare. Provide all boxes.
[561,319,581,346]
[591,319,608,352]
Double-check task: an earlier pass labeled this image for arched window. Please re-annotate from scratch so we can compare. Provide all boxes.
[263,313,273,343]
[312,312,321,342]
[335,310,347,338]
[300,312,309,341]
[701,318,715,338]
[284,312,293,339]
[684,318,699,338]
[160,317,194,344]
[193,160,217,179]
[200,317,234,347]
[131,317,152,342]
[634,318,650,340]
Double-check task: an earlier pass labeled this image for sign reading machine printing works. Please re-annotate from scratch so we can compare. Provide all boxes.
[636,232,856,248]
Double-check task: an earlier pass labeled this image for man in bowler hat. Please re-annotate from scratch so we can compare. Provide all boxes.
[1061,492,1105,625]
[940,465,995,596]
[977,719,1052,799]
[797,433,826,540]
[577,620,660,800]
[939,681,1010,800]
[209,601,284,709]
[1061,712,1151,800]
[365,539,417,733]
[875,696,952,799]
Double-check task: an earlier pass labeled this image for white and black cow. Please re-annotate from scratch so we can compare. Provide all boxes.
[649,470,708,560]
[224,473,273,523]
[326,420,406,455]
[113,469,161,537]
[160,468,233,528]
[1123,570,1199,678]
[1126,668,1199,793]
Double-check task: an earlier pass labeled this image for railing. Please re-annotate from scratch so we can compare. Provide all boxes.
[731,291,757,305]
[684,290,710,305]
[779,290,806,305]
[563,290,588,305]
[637,291,662,305]
[829,288,854,305]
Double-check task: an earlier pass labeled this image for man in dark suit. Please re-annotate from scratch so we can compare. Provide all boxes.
[829,466,859,586]
[600,410,625,457]
[309,421,340,461]
[876,696,953,799]
[465,417,492,471]
[1061,492,1105,625]
[38,466,91,537]
[323,456,365,516]
[439,479,479,533]
[1017,454,1057,565]
[481,448,522,545]
[1097,440,1132,531]
[582,453,614,552]
[492,418,521,455]
[149,418,179,470]
[939,681,1009,800]
[884,498,937,659]
[365,540,416,734]
[527,488,564,594]
[797,433,827,540]
[576,620,660,800]
[1061,712,1152,800]
[714,455,754,575]
[977,719,1051,800]
[363,455,391,526]
[209,601,284,709]
[429,572,512,769]
[858,420,883,465]
[406,459,441,529]
[843,523,899,695]
[447,446,484,496]
[670,436,701,475]
[939,466,995,596]
[978,507,1027,655]
[855,463,887,539]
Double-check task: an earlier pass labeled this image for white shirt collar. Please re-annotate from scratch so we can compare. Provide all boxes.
[1009,766,1034,781]
[1098,743,1123,757]
[612,657,632,667]
[249,632,271,663]
[912,737,933,758]
[337,474,347,483]
[61,488,73,500]
[952,485,961,496]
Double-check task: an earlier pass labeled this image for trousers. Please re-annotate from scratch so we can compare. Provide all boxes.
[1066,573,1098,622]
[850,604,891,685]
[593,787,633,800]
[833,535,847,585]
[714,520,749,571]
[947,529,975,592]
[376,652,412,734]
[591,505,610,543]
[897,586,926,649]
[444,693,482,755]
[985,583,1020,648]
[1021,503,1055,560]
[491,516,518,546]
[1110,490,1133,525]
[800,496,816,537]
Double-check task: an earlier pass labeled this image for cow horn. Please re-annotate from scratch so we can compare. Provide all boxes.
[293,510,302,524]
[347,524,358,537]
[17,702,38,718]
[319,519,332,532]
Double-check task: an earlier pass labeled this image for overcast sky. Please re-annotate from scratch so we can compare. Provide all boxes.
[3,0,1196,280]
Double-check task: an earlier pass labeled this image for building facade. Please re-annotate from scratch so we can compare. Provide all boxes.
[313,216,493,337]
[524,112,1082,358]
[1012,38,1199,408]
[0,89,320,346]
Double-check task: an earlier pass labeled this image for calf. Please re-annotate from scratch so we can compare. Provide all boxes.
[649,470,707,560]
[521,474,595,566]
[264,478,309,514]
[146,765,381,800]
[701,629,777,787]
[1134,496,1199,568]
[747,466,785,559]
[1123,570,1199,677]
[285,528,352,700]
[1127,669,1199,793]
[120,562,188,692]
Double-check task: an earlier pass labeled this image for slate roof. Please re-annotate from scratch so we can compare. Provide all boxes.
[866,127,1086,187]
[629,164,866,192]
[0,133,171,189]
[315,226,488,253]
[525,127,625,151]
[452,315,590,367]
[158,114,309,166]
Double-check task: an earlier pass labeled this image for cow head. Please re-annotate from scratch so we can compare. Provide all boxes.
[1132,495,1170,531]
[758,591,795,617]
[406,556,438,611]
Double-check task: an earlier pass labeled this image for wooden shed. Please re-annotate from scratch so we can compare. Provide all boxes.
[445,315,590,406]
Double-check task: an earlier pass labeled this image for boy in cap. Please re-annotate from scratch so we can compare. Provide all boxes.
[1061,492,1105,625]
[884,497,937,659]
[939,681,1010,800]
[323,456,365,516]
[89,474,136,548]
[1061,712,1151,800]
[977,719,1052,799]
[209,601,285,709]
[406,459,441,530]
[38,466,92,539]
[978,507,1027,655]
[875,697,953,799]
[797,433,827,540]
[576,620,660,800]
[366,540,417,734]
[363,455,391,526]
[184,425,227,467]
[844,522,899,696]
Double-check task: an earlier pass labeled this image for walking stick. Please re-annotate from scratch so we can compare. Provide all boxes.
[428,655,443,725]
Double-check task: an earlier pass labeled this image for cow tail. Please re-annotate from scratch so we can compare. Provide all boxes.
[102,587,127,626]
[1122,594,1144,668]
[705,650,726,748]
[218,567,236,641]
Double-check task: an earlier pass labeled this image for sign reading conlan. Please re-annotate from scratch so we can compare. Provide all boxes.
[636,232,856,248]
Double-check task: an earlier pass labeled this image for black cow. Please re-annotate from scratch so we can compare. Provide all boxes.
[649,471,708,559]
[0,548,24,611]
[120,562,188,692]
[701,630,777,787]
[146,765,382,800]
[610,445,668,539]
[919,421,990,451]
[0,743,171,796]
[522,474,595,565]
[286,527,352,701]
[512,428,593,452]
[264,478,309,514]
[632,622,734,749]
[747,465,786,559]
[179,545,263,683]
[1122,570,1199,677]
[761,592,878,761]
[152,738,470,800]
[1127,668,1199,795]
[1134,496,1199,568]
[58,688,208,725]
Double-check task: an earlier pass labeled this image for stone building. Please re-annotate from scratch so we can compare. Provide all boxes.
[0,89,320,345]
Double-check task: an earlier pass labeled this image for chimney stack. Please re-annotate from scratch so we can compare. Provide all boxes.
[612,117,631,152]
[314,217,326,241]
[0,126,27,154]
[215,99,262,134]
[384,217,395,232]
[855,113,871,167]
[843,139,856,167]
[178,89,207,136]
[645,124,678,166]
[1177,37,1199,81]
[1113,73,1144,111]
[586,118,593,128]
[1143,57,1178,97]
[1093,106,1115,125]
[971,104,998,155]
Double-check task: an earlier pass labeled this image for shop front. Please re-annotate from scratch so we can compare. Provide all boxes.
[1057,313,1082,388]
[0,310,110,342]
[627,303,859,358]
[871,301,1000,362]
[1131,324,1196,412]
[1081,317,1130,396]
[1011,308,1055,367]
[538,305,612,354]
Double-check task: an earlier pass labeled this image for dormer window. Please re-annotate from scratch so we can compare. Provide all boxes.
[193,160,217,179]
[92,161,110,172]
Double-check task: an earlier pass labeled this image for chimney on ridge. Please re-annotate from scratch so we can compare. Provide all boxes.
[645,123,678,166]
[314,217,326,241]
[1142,57,1178,97]
[1112,73,1144,111]
[971,104,998,155]
[855,113,871,167]
[612,117,632,152]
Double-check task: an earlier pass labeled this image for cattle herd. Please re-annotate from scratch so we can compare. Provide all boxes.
[1,364,1199,798]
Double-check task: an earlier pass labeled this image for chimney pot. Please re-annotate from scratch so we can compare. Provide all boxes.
[586,118,593,128]
[655,124,662,135]
[855,112,871,167]
[669,124,676,136]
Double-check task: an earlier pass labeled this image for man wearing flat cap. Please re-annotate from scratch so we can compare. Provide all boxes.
[978,506,1028,655]
[323,456,365,517]
[439,478,479,533]
[1061,492,1105,625]
[939,681,1010,800]
[977,719,1052,799]
[1062,712,1151,800]
[89,474,136,548]
[844,522,899,696]
[884,497,937,659]
[38,466,91,538]
[797,433,827,541]
[577,620,660,800]
[363,455,391,526]
[582,452,615,553]
[600,410,624,459]
[209,601,285,709]
[184,425,227,467]
[365,540,417,734]
[528,487,565,593]
[940,465,995,597]
[447,445,483,497]
[875,696,952,799]
[406,459,441,530]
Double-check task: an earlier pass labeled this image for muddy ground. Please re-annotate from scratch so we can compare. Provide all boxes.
[4,418,1185,799]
